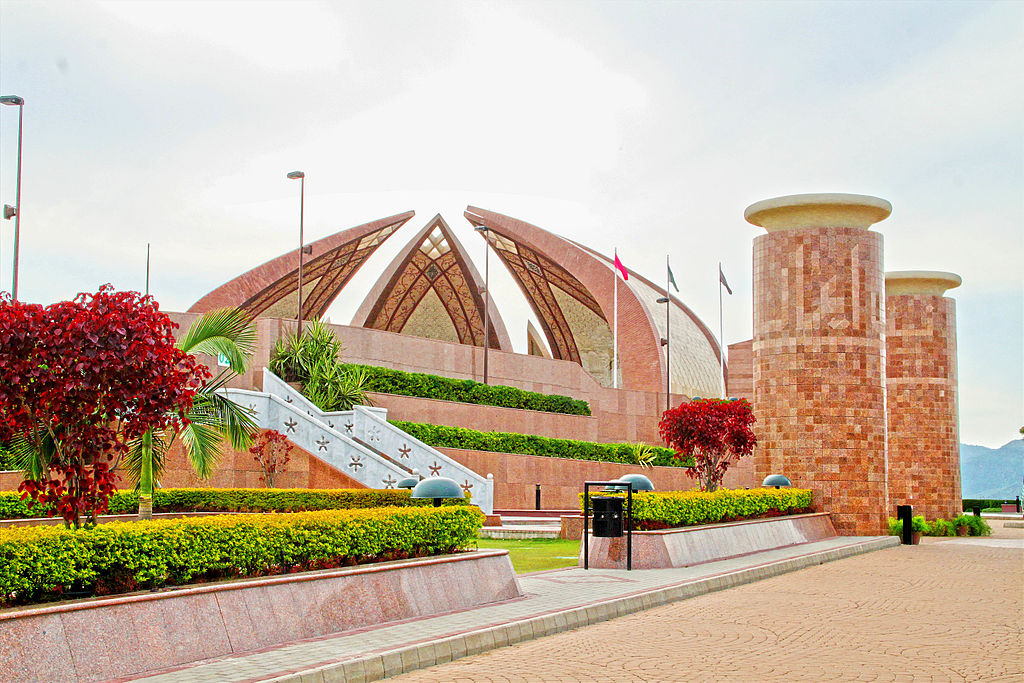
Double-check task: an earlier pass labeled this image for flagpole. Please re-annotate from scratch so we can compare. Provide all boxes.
[719,261,725,398]
[613,248,619,389]
[146,243,150,297]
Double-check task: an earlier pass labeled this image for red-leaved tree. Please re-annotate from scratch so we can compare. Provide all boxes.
[658,398,757,492]
[0,286,209,527]
[249,430,293,488]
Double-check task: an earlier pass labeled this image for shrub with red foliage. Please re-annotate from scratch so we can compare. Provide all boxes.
[658,397,757,492]
[0,286,209,527]
[249,429,293,488]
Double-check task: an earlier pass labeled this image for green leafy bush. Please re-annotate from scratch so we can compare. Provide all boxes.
[888,514,992,538]
[392,421,689,467]
[578,488,813,529]
[0,487,467,521]
[0,505,484,607]
[962,498,1016,511]
[0,443,16,471]
[349,364,591,416]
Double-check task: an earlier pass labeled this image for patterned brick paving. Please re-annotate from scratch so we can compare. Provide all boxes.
[395,524,1023,682]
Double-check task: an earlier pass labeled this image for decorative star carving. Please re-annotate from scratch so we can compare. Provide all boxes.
[328,421,334,429]
[284,418,297,433]
[368,424,382,443]
[285,396,293,403]
[429,461,442,476]
[316,436,329,452]
[382,475,397,489]
[461,480,473,494]
[349,455,364,471]
[344,423,353,433]
[398,445,412,459]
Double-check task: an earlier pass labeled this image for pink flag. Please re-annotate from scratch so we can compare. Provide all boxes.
[614,253,628,280]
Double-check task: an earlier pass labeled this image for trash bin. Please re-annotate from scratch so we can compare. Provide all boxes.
[592,496,623,537]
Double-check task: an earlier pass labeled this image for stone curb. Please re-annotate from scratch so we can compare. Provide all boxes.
[259,536,899,683]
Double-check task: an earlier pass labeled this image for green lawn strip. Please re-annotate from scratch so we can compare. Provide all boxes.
[474,538,581,574]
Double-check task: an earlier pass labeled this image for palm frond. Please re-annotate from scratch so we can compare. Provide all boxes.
[177,308,257,374]
[9,432,54,480]
[176,419,225,480]
[190,391,259,453]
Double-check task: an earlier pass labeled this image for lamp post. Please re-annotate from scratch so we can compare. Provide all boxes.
[474,224,491,384]
[2,95,25,302]
[656,295,670,414]
[286,171,305,337]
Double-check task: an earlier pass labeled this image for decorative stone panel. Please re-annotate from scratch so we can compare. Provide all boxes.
[748,193,892,536]
[885,271,962,521]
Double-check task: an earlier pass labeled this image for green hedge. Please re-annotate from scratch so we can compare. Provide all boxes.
[0,487,468,521]
[888,514,992,537]
[345,363,591,416]
[391,420,690,467]
[962,498,1017,511]
[0,505,484,607]
[579,488,813,529]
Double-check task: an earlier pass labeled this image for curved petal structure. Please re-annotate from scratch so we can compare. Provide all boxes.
[188,211,415,320]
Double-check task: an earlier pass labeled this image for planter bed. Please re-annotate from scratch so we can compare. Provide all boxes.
[0,549,521,683]
[581,512,838,570]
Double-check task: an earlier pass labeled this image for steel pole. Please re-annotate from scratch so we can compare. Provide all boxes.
[483,228,490,384]
[11,102,23,301]
[297,176,305,337]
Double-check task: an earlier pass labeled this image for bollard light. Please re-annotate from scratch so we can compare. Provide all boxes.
[762,474,792,489]
[411,476,464,507]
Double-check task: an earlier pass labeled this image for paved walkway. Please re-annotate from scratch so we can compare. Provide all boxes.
[395,522,1024,682]
[119,536,897,683]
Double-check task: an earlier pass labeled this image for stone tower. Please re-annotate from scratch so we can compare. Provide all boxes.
[885,271,962,521]
[747,193,891,536]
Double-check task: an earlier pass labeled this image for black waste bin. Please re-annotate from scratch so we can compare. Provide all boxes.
[592,496,623,537]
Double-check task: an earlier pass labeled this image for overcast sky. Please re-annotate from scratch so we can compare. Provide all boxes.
[1,0,1020,448]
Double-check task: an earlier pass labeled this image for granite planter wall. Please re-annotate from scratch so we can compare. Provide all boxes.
[581,512,837,570]
[0,549,520,683]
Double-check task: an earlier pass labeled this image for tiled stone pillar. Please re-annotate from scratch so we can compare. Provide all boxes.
[885,271,962,521]
[746,194,892,536]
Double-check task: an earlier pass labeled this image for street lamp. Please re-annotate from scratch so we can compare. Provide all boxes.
[474,224,491,384]
[656,296,670,413]
[2,95,25,302]
[286,170,305,337]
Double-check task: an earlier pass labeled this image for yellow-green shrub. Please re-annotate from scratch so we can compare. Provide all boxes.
[0,487,467,520]
[579,488,813,529]
[0,505,483,607]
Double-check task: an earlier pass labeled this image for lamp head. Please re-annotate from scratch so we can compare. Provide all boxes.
[0,95,24,106]
[286,171,305,180]
[474,225,489,232]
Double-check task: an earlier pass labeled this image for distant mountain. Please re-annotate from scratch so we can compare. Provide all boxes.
[960,439,1024,500]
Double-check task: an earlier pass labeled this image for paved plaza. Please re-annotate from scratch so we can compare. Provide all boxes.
[393,522,1023,682]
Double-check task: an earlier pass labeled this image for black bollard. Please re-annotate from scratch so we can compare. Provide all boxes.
[535,483,541,511]
[897,505,913,545]
[1016,496,1021,513]
[972,506,981,517]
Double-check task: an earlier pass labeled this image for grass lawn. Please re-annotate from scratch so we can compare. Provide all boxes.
[475,538,581,574]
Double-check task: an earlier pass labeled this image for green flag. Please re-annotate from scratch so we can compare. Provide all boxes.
[667,263,679,292]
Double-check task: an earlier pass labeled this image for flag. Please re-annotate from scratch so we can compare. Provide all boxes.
[719,265,733,295]
[614,253,629,280]
[667,263,679,292]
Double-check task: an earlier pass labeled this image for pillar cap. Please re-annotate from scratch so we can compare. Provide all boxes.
[744,193,892,232]
[885,270,962,296]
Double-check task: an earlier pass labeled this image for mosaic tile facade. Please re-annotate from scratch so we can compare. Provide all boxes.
[749,195,891,536]
[885,274,961,521]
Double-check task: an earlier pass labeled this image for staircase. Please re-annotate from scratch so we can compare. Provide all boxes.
[219,370,494,514]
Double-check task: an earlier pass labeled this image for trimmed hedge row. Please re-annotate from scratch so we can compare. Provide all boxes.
[580,488,814,529]
[391,420,690,467]
[0,487,467,521]
[346,363,591,416]
[962,498,1017,511]
[0,505,484,607]
[888,514,992,537]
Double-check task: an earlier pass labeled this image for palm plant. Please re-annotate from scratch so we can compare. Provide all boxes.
[124,308,259,519]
